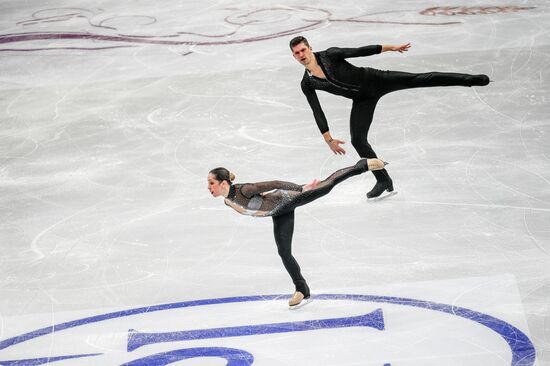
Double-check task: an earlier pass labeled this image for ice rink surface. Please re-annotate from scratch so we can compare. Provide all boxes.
[1,1,549,365]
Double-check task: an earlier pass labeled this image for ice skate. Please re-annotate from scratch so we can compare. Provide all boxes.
[367,178,394,199]
[288,291,311,310]
[468,74,490,86]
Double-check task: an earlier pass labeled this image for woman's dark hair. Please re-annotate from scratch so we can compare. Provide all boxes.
[209,167,235,185]
[289,36,310,50]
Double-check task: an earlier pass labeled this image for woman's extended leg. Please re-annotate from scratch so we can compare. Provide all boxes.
[272,159,380,215]
[272,210,310,299]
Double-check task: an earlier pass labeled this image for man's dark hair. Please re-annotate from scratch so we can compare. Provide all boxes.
[289,36,310,50]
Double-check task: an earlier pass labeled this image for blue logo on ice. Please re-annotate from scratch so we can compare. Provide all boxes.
[0,294,536,365]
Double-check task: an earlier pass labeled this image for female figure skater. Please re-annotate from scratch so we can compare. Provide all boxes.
[290,36,490,198]
[208,158,387,308]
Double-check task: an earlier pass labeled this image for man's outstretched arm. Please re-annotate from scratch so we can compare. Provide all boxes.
[327,43,411,59]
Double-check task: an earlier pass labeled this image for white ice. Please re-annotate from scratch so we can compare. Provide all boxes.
[0,1,549,365]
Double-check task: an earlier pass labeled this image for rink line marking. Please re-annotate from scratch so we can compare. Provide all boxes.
[404,200,550,213]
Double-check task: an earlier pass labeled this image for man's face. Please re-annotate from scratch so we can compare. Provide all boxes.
[292,42,313,66]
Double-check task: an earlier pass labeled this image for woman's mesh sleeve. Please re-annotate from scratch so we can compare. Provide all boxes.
[241,180,303,198]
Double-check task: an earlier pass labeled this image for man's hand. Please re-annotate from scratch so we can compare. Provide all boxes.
[327,138,346,155]
[394,43,411,53]
[382,43,411,53]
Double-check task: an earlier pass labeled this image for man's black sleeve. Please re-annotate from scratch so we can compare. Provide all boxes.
[301,78,329,134]
[325,45,382,59]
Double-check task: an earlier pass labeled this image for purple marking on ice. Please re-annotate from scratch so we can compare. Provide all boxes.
[0,5,493,54]
[126,308,385,351]
[0,45,135,52]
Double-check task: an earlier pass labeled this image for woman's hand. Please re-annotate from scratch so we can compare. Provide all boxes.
[302,179,321,192]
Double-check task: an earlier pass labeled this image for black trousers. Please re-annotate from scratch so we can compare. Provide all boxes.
[271,162,367,295]
[272,211,309,295]
[351,69,481,182]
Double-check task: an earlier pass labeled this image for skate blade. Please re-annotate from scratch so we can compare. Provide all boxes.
[289,297,312,310]
[367,190,398,201]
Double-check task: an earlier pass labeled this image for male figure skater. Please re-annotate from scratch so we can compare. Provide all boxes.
[290,36,489,198]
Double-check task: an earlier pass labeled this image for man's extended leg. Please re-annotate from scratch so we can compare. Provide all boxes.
[377,70,489,95]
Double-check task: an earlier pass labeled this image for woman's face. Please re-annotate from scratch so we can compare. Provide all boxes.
[207,173,225,197]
